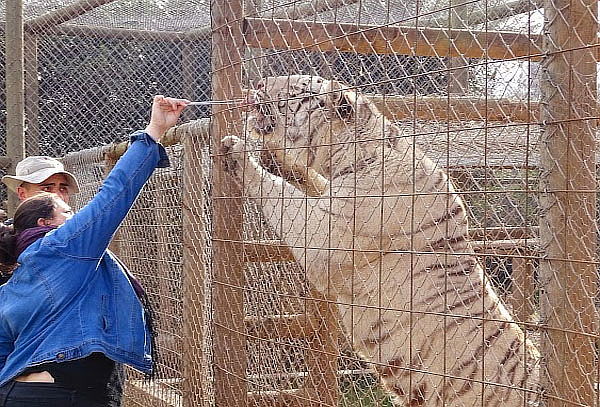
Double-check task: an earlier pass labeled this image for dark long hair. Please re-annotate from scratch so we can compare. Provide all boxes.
[0,193,58,265]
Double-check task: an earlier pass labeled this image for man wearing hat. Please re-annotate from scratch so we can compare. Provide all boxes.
[2,156,80,204]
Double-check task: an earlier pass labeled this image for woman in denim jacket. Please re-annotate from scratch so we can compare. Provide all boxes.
[0,95,189,406]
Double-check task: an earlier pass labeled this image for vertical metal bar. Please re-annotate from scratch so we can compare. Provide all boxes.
[5,0,25,214]
[539,0,598,402]
[211,0,246,405]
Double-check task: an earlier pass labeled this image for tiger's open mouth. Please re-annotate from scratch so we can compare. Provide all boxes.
[247,89,276,135]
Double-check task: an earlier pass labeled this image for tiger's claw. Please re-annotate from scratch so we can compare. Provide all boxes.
[221,135,247,175]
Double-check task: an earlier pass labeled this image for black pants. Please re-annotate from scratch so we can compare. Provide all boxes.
[0,381,106,407]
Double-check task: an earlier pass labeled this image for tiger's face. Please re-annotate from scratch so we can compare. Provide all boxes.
[247,75,356,174]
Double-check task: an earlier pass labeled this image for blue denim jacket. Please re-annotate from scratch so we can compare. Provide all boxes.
[0,131,169,386]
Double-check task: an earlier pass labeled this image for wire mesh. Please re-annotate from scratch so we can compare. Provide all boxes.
[1,0,599,406]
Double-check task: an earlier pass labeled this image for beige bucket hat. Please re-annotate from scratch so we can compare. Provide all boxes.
[2,156,80,194]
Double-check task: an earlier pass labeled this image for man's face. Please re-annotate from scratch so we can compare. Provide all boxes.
[17,173,72,203]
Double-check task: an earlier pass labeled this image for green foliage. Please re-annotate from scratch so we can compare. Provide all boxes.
[339,374,394,407]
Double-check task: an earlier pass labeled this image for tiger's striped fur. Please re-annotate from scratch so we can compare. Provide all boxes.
[222,75,540,406]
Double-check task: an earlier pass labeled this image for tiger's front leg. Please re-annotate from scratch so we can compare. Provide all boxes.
[221,135,273,194]
[220,136,331,260]
[221,135,302,200]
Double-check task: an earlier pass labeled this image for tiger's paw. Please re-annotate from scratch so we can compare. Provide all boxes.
[221,135,247,175]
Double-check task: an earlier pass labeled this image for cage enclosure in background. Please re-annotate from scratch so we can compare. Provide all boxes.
[1,0,599,406]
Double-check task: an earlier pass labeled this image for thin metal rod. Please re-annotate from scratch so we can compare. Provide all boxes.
[187,99,245,106]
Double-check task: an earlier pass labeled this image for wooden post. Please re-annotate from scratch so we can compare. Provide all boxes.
[24,33,40,156]
[181,41,198,123]
[447,1,469,94]
[509,256,534,323]
[154,172,181,379]
[539,0,598,402]
[244,0,263,86]
[211,0,246,406]
[5,0,25,214]
[182,133,208,407]
[303,291,340,407]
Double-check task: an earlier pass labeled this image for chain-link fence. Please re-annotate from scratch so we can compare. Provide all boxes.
[1,0,599,406]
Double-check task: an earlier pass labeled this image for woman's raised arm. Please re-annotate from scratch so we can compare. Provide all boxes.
[44,96,189,259]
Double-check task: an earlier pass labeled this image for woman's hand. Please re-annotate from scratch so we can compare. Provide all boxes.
[144,95,190,142]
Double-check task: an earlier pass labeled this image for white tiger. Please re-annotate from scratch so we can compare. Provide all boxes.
[221,75,540,406]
